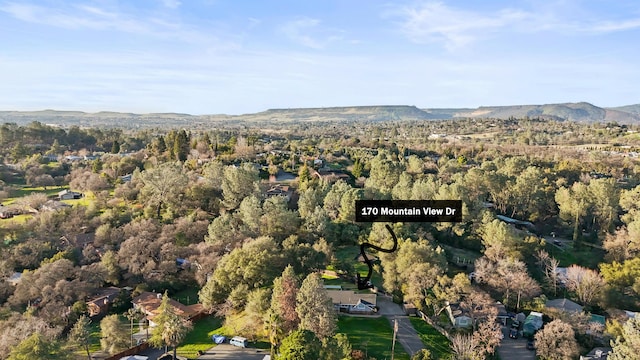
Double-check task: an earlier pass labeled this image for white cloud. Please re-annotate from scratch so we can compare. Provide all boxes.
[389,1,530,49]
[0,2,233,46]
[388,1,640,49]
[280,17,343,49]
[160,0,181,9]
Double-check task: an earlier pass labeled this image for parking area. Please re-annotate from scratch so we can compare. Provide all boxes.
[496,326,535,360]
[196,344,269,360]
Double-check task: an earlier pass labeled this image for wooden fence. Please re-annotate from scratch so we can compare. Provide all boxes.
[104,342,150,360]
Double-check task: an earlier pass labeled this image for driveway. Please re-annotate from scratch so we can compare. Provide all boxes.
[377,295,425,357]
[541,235,570,250]
[197,344,268,360]
[496,326,535,360]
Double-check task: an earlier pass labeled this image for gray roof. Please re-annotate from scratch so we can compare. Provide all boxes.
[546,298,583,313]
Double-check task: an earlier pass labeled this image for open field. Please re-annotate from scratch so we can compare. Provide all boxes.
[338,316,410,360]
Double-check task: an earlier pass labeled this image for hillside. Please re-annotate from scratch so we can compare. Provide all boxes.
[445,102,640,123]
[1,102,640,128]
[609,104,640,115]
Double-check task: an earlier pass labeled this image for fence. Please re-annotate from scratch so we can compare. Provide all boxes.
[104,342,150,360]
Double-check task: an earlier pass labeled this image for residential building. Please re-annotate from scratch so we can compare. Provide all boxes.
[326,290,377,315]
[132,292,205,327]
[87,287,121,317]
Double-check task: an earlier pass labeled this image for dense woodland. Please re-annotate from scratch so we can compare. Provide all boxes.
[2,118,640,359]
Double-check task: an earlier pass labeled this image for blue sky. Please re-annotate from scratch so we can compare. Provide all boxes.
[1,0,639,114]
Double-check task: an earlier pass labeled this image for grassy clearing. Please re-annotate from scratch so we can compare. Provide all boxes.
[544,243,604,269]
[338,316,410,360]
[176,316,223,358]
[409,317,452,359]
[334,246,384,290]
[172,287,200,306]
[2,186,68,204]
[441,244,481,263]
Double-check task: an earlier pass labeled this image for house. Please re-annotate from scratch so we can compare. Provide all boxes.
[311,168,351,183]
[60,233,96,249]
[326,290,377,315]
[41,200,71,212]
[7,272,22,286]
[444,303,473,328]
[43,154,59,162]
[86,287,121,317]
[354,251,379,263]
[545,298,583,313]
[132,292,205,327]
[120,174,133,182]
[265,184,293,202]
[580,347,612,360]
[493,302,510,325]
[0,205,19,219]
[58,189,83,200]
[64,155,83,162]
[496,214,536,232]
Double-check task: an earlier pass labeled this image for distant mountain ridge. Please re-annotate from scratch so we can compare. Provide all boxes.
[1,102,639,127]
[442,102,640,123]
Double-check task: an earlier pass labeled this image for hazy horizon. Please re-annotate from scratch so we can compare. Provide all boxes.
[1,0,639,115]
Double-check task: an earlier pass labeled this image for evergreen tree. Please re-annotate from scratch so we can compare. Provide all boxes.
[111,140,120,154]
[296,273,336,340]
[8,333,72,360]
[277,329,322,360]
[69,315,92,360]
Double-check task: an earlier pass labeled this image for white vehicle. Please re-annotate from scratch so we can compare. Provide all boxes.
[230,336,248,348]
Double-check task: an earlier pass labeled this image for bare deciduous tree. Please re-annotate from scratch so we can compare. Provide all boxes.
[534,319,579,360]
[565,265,605,306]
[474,256,540,310]
[536,250,560,296]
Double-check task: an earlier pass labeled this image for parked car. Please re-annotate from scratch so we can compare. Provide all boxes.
[509,328,519,339]
[230,336,248,348]
[526,339,535,350]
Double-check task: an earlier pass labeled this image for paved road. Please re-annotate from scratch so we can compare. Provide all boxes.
[377,295,425,357]
[496,327,535,360]
[541,235,570,251]
[196,344,268,360]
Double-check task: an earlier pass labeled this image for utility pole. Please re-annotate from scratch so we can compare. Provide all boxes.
[391,318,398,360]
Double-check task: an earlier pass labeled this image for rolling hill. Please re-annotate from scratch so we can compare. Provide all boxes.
[1,102,639,128]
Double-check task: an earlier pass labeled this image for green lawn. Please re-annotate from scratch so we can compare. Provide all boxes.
[176,316,223,358]
[172,287,200,306]
[409,317,452,359]
[338,316,410,360]
[2,185,68,204]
